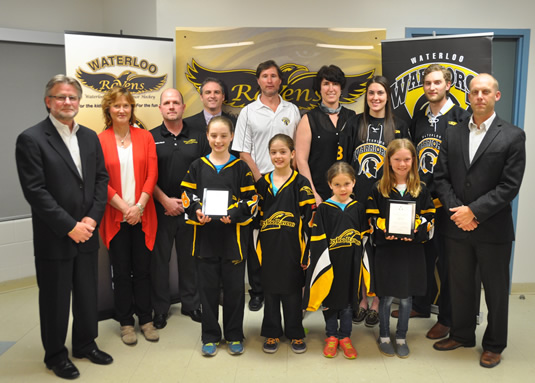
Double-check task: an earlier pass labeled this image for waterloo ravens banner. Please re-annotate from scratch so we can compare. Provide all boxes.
[176,27,386,117]
[65,32,174,319]
[65,32,174,133]
[382,33,492,124]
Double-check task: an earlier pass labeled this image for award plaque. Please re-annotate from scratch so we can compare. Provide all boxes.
[202,188,230,218]
[386,199,416,239]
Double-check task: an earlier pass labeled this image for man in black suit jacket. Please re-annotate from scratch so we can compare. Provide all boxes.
[16,75,112,379]
[183,77,237,133]
[432,74,526,368]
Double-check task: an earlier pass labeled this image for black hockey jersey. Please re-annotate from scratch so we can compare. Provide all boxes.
[303,200,370,311]
[256,170,316,294]
[366,183,435,297]
[181,156,258,261]
[410,100,469,203]
[345,114,409,205]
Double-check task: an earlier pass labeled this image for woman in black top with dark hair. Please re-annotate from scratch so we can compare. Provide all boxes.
[295,65,356,205]
[345,75,409,327]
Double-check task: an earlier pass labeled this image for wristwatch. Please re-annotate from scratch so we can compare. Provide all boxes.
[135,203,144,215]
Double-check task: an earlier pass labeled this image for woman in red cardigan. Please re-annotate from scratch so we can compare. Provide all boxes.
[98,87,158,345]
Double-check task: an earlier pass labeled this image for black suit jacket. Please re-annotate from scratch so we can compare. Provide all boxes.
[16,117,109,259]
[183,110,237,133]
[184,111,239,157]
[434,115,526,243]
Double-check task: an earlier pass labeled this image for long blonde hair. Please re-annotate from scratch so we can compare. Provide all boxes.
[378,138,421,198]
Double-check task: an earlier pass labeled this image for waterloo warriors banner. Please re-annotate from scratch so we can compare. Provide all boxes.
[382,33,493,124]
[65,32,174,132]
[175,28,386,118]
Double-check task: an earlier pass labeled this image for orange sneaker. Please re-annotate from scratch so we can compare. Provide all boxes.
[323,336,339,358]
[339,337,357,359]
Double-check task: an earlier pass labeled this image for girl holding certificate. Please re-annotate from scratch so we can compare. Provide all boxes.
[255,134,315,354]
[366,138,435,358]
[181,116,258,357]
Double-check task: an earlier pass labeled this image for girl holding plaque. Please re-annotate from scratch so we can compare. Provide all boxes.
[366,138,435,358]
[181,116,258,357]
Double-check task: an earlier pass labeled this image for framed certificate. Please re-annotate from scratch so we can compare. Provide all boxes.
[202,188,230,218]
[386,199,416,239]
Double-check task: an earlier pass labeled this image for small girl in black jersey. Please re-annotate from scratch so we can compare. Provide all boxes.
[304,161,369,359]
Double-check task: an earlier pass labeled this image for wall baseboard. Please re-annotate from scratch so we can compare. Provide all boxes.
[0,276,37,293]
[511,283,535,294]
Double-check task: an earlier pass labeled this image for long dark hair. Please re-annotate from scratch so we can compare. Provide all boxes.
[358,76,396,144]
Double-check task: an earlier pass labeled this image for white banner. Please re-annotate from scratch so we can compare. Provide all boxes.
[65,32,175,319]
[65,32,174,133]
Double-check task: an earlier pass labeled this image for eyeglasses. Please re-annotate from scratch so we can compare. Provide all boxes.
[48,95,80,102]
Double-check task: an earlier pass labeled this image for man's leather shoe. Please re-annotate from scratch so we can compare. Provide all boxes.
[480,350,501,368]
[182,308,202,323]
[249,296,264,311]
[73,348,113,365]
[391,309,429,318]
[48,359,80,380]
[433,338,473,351]
[426,322,450,339]
[153,313,168,329]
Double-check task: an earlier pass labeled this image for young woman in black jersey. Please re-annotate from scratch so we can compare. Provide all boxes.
[344,76,409,327]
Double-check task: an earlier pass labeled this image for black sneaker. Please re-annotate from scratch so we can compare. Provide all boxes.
[290,339,307,354]
[365,310,379,327]
[352,307,368,324]
[263,337,280,353]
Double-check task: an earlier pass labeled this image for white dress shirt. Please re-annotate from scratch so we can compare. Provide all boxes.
[468,112,496,163]
[49,114,83,179]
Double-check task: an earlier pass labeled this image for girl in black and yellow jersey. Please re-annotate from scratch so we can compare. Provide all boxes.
[304,161,370,360]
[256,134,315,355]
[181,116,257,357]
[367,138,435,359]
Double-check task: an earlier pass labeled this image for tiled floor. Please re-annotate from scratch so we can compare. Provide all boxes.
[0,286,534,382]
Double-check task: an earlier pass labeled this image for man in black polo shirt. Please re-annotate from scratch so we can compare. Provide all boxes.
[150,88,210,327]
